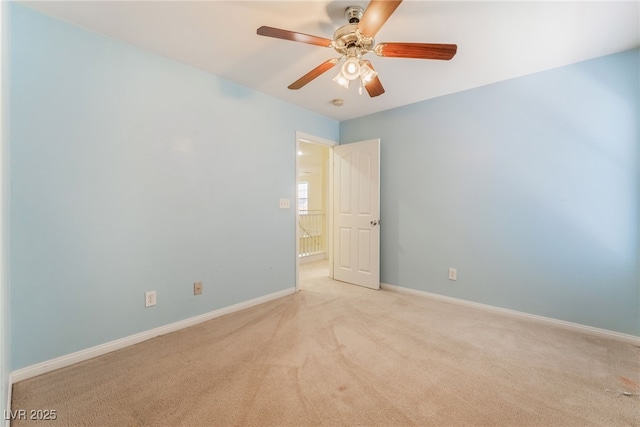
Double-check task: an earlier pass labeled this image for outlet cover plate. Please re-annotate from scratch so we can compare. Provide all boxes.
[145,290,157,307]
[194,281,203,295]
[279,198,291,209]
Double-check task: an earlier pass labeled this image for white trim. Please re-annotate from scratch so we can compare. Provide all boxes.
[1,0,11,424]
[2,374,13,427]
[327,141,334,281]
[4,373,11,427]
[296,132,337,149]
[11,288,295,384]
[381,283,640,345]
[299,253,327,264]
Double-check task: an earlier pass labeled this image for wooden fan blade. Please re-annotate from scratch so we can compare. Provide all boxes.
[257,26,332,47]
[361,61,385,97]
[288,58,339,90]
[375,42,457,60]
[358,0,403,38]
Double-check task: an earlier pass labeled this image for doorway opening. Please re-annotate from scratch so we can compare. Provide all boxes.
[295,132,336,291]
[295,133,381,292]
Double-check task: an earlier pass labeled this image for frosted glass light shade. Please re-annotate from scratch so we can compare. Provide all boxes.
[341,58,361,80]
[359,62,378,84]
[333,72,350,89]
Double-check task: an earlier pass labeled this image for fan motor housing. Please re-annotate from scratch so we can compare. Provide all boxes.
[333,24,374,55]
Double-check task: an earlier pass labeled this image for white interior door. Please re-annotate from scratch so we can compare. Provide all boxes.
[333,139,380,289]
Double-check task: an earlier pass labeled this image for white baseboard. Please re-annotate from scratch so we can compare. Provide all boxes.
[4,373,11,427]
[381,283,640,345]
[299,253,327,264]
[11,287,295,384]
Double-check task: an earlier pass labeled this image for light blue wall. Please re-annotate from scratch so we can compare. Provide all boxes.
[1,0,10,417]
[8,2,639,377]
[9,4,338,370]
[341,49,640,336]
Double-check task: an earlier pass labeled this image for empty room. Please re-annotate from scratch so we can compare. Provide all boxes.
[1,1,638,426]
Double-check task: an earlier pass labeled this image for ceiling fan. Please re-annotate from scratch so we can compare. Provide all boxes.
[256,0,457,97]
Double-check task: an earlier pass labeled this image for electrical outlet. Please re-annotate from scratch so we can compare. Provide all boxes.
[145,290,157,307]
[194,281,203,295]
[448,268,457,281]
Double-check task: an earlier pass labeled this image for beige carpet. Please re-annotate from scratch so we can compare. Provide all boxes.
[10,260,640,426]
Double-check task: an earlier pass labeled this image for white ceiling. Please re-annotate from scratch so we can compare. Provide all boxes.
[19,1,640,121]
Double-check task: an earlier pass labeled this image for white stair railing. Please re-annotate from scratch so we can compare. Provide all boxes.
[298,210,325,257]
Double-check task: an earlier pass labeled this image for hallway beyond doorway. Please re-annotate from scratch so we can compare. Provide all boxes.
[299,259,330,291]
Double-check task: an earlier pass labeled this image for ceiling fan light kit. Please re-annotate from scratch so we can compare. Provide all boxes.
[257,0,457,98]
[359,62,377,84]
[341,57,361,80]
[332,72,350,89]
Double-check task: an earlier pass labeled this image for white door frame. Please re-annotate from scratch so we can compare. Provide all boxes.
[295,131,337,292]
